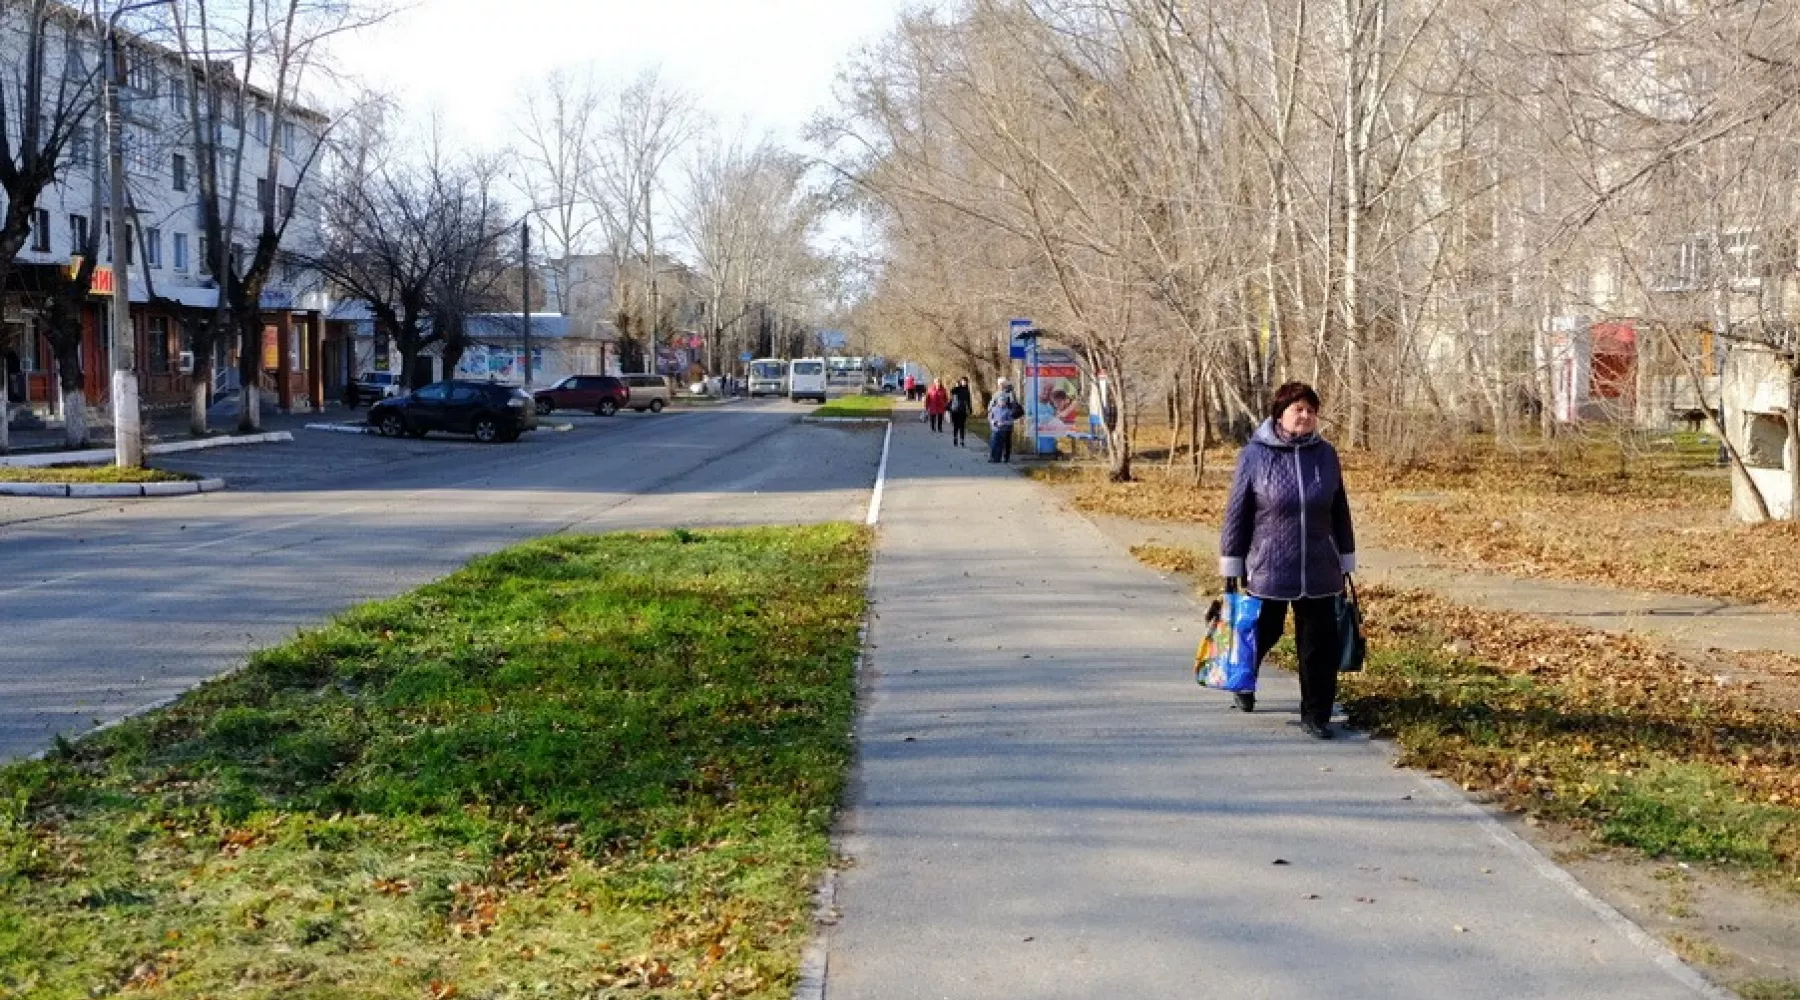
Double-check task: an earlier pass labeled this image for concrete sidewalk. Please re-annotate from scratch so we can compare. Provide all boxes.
[825,418,1721,999]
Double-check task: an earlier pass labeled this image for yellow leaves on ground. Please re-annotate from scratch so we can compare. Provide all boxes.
[1043,441,1800,609]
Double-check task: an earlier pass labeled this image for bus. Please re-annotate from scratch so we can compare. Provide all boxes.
[748,358,788,397]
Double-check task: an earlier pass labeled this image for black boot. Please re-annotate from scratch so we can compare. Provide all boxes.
[1232,692,1255,713]
[1301,717,1333,739]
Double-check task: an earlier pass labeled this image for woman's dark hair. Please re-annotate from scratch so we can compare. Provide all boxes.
[1269,381,1322,421]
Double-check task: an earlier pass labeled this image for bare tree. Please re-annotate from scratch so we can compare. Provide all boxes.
[164,0,376,434]
[583,68,699,373]
[0,1,110,447]
[513,69,602,315]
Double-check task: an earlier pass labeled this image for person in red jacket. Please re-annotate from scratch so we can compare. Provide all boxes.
[923,379,950,433]
[903,373,917,400]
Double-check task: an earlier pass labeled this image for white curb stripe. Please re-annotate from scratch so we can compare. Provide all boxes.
[866,421,893,527]
[1418,774,1735,999]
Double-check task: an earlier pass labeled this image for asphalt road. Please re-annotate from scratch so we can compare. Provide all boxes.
[0,399,885,763]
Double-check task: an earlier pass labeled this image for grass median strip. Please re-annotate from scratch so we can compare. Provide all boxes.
[810,395,894,419]
[0,524,871,1000]
[0,466,191,484]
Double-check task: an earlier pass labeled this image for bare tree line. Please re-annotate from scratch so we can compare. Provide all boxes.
[511,68,833,375]
[819,0,1800,498]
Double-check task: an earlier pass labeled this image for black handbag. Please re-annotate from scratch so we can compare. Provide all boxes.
[1336,576,1367,673]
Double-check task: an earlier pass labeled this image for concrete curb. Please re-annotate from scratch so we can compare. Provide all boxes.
[305,422,376,435]
[0,431,293,468]
[0,477,226,498]
[793,617,868,1000]
[801,416,892,425]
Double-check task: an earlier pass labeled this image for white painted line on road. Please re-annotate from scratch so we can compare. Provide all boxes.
[305,422,375,435]
[1418,773,1735,1000]
[866,421,893,527]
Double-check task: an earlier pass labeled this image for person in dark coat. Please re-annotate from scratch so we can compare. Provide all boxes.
[1218,381,1357,738]
[947,377,973,445]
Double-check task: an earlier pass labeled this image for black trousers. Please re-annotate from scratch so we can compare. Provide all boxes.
[929,412,945,432]
[950,412,968,443]
[1254,595,1340,725]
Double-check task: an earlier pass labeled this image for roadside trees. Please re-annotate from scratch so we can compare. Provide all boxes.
[163,0,373,434]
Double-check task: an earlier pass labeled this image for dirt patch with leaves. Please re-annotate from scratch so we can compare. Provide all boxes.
[1343,585,1800,876]
[1034,438,1800,609]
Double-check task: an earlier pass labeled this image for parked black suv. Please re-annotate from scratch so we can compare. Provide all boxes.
[367,380,538,442]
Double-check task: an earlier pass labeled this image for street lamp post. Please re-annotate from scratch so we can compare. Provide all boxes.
[520,219,532,388]
[102,10,149,468]
[98,1,165,466]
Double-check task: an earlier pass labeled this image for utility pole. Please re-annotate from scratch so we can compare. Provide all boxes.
[104,29,142,468]
[521,220,533,388]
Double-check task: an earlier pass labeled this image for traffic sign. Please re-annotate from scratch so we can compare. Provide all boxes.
[1009,318,1032,360]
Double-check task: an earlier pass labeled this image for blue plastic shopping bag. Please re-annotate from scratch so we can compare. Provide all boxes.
[1195,591,1262,692]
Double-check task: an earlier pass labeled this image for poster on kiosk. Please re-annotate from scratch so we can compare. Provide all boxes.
[1025,348,1085,454]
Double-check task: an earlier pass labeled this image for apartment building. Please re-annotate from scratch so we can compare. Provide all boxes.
[1,6,332,417]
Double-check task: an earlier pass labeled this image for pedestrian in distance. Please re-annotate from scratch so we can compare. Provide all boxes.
[904,373,917,401]
[948,377,973,445]
[987,379,1022,463]
[924,379,949,433]
[1218,380,1357,739]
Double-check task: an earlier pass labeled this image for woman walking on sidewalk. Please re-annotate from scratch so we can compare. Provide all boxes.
[1218,381,1357,739]
[924,379,949,433]
[948,377,973,445]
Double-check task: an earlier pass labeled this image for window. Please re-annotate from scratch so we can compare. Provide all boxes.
[146,316,171,373]
[29,209,49,252]
[147,226,162,267]
[415,383,449,403]
[1654,237,1713,292]
[169,73,186,113]
[281,120,299,156]
[63,30,84,75]
[256,177,273,216]
[279,184,294,219]
[252,109,268,143]
[125,49,157,94]
[196,235,209,275]
[103,220,112,262]
[71,129,89,167]
[69,214,88,254]
[172,232,188,272]
[172,153,186,191]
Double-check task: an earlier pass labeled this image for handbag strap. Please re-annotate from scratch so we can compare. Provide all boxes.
[1344,573,1359,605]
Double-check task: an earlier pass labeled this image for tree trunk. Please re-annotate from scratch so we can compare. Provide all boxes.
[56,338,88,448]
[0,362,9,454]
[1165,370,1182,469]
[1787,360,1799,521]
[1190,361,1207,486]
[237,315,263,433]
[191,379,210,437]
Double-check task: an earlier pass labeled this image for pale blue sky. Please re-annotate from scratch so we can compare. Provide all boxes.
[330,0,918,150]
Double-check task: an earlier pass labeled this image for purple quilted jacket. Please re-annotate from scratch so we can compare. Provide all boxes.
[1218,419,1357,600]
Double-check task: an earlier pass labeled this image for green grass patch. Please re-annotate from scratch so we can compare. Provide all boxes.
[811,395,894,418]
[0,524,871,999]
[1341,590,1800,876]
[1737,979,1800,1000]
[0,465,191,484]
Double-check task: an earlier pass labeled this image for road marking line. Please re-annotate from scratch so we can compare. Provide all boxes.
[866,422,893,526]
